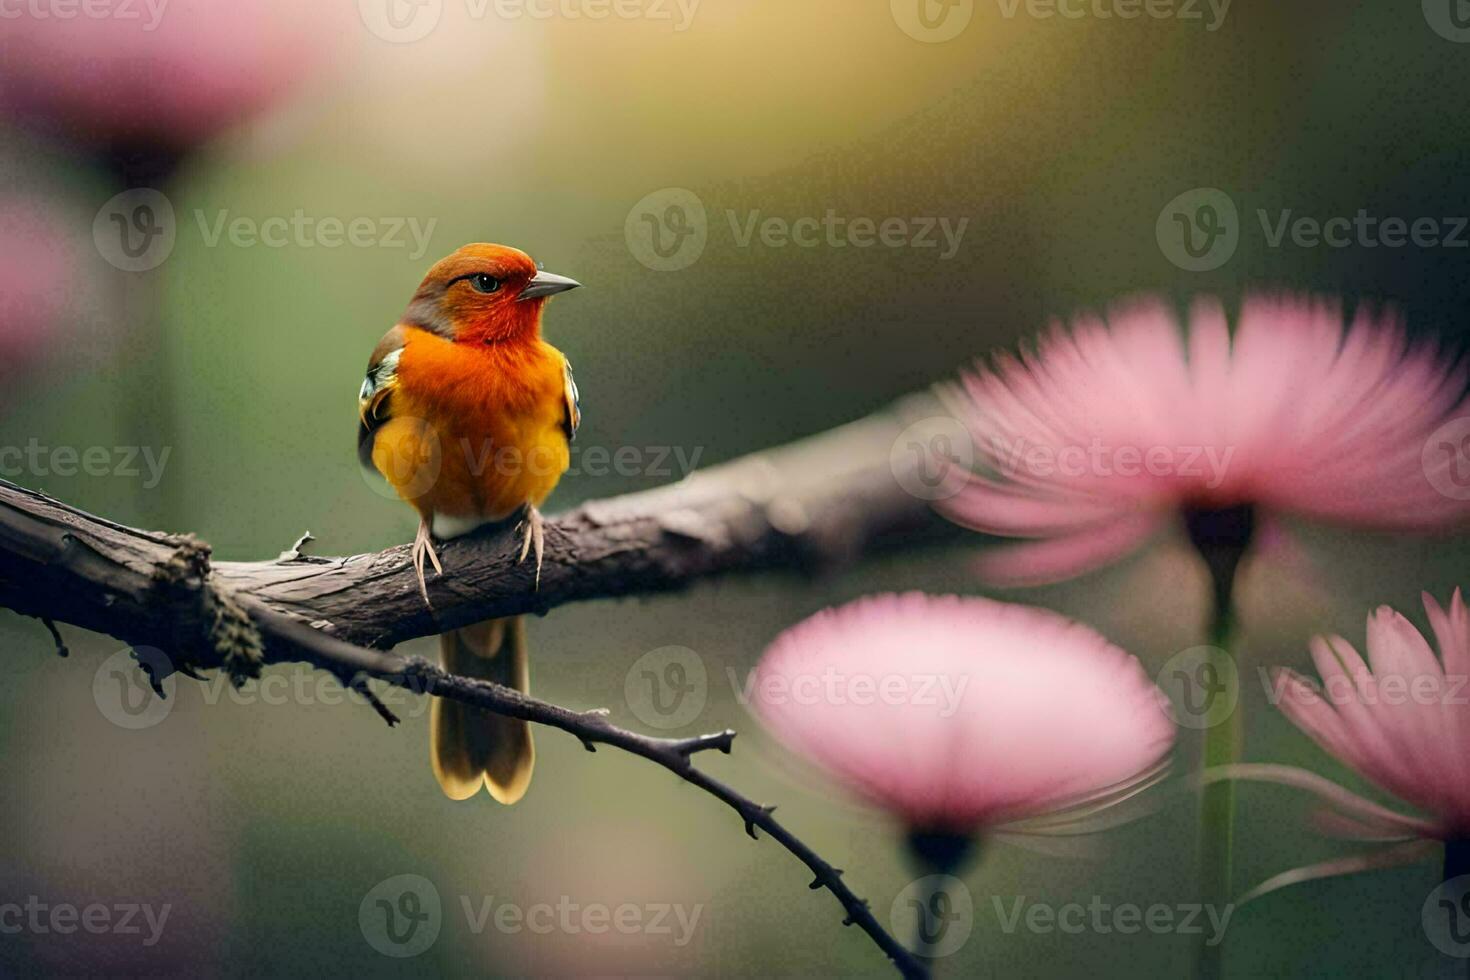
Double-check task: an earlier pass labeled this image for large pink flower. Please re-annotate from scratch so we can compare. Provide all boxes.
[0,0,341,154]
[751,593,1175,834]
[1270,590,1470,840]
[942,296,1470,585]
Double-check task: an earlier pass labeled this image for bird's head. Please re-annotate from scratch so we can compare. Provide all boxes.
[402,243,580,344]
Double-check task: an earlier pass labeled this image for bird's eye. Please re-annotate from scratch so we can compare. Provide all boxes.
[468,273,501,294]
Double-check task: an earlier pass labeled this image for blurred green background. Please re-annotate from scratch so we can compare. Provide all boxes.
[2,1,1469,976]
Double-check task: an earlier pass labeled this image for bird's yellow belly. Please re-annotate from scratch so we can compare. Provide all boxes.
[371,389,568,528]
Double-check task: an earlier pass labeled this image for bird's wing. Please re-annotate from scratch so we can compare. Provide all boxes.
[357,324,407,472]
[561,355,582,442]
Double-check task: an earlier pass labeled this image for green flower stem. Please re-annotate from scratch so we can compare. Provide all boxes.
[904,830,979,974]
[1183,504,1253,980]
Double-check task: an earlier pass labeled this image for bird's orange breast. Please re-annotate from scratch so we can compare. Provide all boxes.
[371,328,570,529]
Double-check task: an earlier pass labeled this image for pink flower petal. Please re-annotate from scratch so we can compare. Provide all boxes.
[750,594,1175,833]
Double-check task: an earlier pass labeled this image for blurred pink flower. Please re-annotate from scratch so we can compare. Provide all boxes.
[751,593,1174,835]
[943,296,1470,585]
[1269,590,1470,840]
[0,0,340,155]
[0,197,70,368]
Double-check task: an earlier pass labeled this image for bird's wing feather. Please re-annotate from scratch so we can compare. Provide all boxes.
[357,324,408,472]
[561,356,581,442]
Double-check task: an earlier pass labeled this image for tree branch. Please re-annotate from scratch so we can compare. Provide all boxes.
[0,394,955,979]
[0,393,951,657]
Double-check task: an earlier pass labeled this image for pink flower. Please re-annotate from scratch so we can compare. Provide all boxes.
[1269,590,1470,840]
[750,593,1175,835]
[0,0,341,154]
[942,296,1470,585]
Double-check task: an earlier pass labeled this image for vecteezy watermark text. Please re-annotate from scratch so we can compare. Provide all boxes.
[729,667,971,718]
[194,210,437,260]
[991,436,1235,489]
[0,0,168,30]
[358,874,702,958]
[995,0,1230,31]
[1158,187,1469,272]
[93,188,439,271]
[725,210,968,260]
[459,895,702,945]
[0,896,170,946]
[0,441,170,489]
[357,0,700,44]
[992,895,1233,945]
[623,188,968,271]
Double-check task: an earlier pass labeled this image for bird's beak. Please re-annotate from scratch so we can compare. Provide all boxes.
[518,270,582,302]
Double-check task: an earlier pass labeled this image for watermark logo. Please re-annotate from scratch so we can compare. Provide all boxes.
[0,897,171,945]
[460,894,703,943]
[626,187,708,272]
[890,875,973,958]
[93,647,175,730]
[992,895,1233,943]
[93,189,175,272]
[193,209,436,259]
[1423,0,1470,43]
[1156,645,1238,730]
[0,441,171,488]
[359,0,444,43]
[1156,187,1238,272]
[625,646,707,729]
[1257,209,1468,250]
[1423,418,1470,501]
[1159,188,1470,271]
[359,416,444,502]
[1423,875,1470,957]
[0,0,170,30]
[1260,666,1469,709]
[726,210,967,258]
[890,416,973,501]
[625,188,967,270]
[360,422,706,502]
[733,667,971,717]
[196,667,435,717]
[360,874,442,958]
[891,0,974,43]
[95,189,437,269]
[990,435,1234,489]
[995,0,1230,30]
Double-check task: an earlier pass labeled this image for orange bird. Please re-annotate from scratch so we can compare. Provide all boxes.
[357,244,581,803]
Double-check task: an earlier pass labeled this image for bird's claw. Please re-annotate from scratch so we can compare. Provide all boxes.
[516,506,545,590]
[412,518,442,609]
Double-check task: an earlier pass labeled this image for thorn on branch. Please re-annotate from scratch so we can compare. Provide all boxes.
[39,617,68,658]
[277,531,316,563]
[842,899,871,926]
[743,804,777,840]
[674,729,736,758]
[346,672,400,727]
[133,647,172,698]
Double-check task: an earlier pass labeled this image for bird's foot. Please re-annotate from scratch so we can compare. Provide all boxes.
[411,518,443,608]
[516,505,545,590]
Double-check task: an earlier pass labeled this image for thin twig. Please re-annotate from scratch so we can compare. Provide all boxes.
[251,606,927,979]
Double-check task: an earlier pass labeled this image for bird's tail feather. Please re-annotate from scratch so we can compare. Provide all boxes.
[431,616,535,804]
